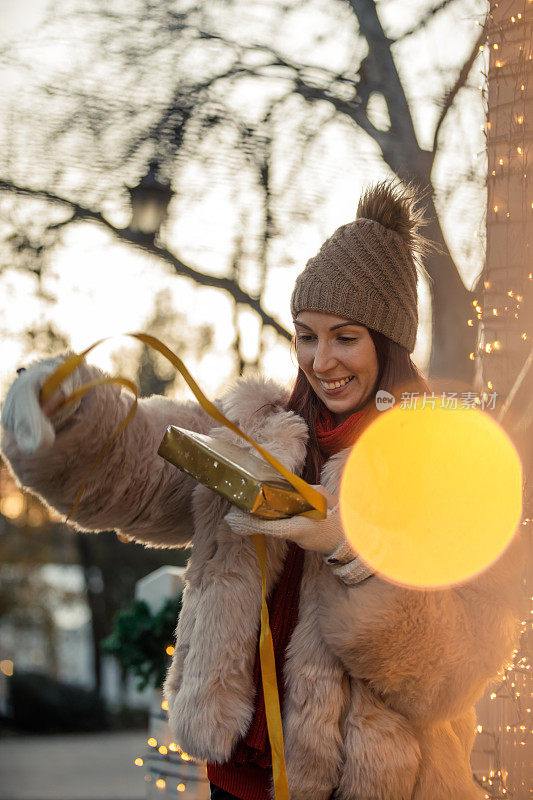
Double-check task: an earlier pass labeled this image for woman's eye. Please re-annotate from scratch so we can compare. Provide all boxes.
[296,335,357,343]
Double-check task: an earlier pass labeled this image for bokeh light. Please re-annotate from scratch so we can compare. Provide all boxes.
[339,401,522,588]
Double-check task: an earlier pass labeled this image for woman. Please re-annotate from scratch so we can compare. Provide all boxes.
[1,180,523,800]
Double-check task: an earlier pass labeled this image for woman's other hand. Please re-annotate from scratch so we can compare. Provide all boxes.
[1,357,81,454]
[223,485,347,555]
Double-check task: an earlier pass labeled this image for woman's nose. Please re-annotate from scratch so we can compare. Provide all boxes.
[313,342,336,374]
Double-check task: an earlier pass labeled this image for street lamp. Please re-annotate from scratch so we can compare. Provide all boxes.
[127,160,174,240]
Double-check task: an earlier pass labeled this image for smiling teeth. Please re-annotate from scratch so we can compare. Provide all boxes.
[320,376,353,389]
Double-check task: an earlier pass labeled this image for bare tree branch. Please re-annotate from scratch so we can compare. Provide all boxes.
[432,17,488,155]
[0,179,291,341]
[393,0,458,42]
[342,0,424,175]
[0,0,486,380]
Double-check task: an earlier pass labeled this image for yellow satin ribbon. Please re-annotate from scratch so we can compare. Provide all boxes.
[40,332,327,800]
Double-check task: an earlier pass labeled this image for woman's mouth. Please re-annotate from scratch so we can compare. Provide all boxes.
[318,375,354,395]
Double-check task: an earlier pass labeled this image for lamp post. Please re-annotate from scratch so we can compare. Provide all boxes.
[127,160,174,241]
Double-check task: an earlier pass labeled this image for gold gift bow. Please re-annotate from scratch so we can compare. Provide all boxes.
[39,332,328,800]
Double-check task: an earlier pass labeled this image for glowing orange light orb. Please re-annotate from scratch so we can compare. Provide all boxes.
[339,402,522,588]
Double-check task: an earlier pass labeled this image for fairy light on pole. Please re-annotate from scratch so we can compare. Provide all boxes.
[471,2,533,797]
[132,637,210,798]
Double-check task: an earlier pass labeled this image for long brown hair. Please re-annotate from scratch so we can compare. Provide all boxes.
[284,328,430,483]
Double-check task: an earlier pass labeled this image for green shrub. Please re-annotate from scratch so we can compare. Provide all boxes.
[101,595,182,691]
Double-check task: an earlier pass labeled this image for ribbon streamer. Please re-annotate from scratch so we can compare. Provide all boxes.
[40,332,328,800]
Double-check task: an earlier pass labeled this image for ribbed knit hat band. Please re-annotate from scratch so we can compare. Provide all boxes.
[291,206,420,352]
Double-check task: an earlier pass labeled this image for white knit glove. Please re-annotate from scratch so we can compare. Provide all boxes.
[224,501,347,555]
[224,487,375,584]
[1,357,82,454]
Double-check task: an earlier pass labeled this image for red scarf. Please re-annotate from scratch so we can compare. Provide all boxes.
[316,403,370,457]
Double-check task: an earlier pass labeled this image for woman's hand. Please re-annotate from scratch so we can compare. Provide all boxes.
[1,357,81,454]
[223,484,349,555]
[41,386,67,418]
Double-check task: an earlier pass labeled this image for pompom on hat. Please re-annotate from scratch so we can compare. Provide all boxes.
[290,179,433,353]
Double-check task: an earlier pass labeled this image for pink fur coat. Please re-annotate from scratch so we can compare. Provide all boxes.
[1,361,524,800]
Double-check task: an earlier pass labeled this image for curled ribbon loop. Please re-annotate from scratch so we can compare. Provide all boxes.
[40,332,328,800]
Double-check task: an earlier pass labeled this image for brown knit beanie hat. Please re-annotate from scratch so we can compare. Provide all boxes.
[290,179,431,353]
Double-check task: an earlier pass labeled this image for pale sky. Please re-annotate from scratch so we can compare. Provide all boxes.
[0,0,487,402]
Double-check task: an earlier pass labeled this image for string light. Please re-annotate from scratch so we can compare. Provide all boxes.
[135,654,210,797]
[475,4,532,797]
[0,660,14,677]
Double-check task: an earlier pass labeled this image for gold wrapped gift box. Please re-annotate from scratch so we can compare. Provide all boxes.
[158,425,313,519]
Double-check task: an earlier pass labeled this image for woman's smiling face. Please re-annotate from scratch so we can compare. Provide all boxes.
[294,310,380,424]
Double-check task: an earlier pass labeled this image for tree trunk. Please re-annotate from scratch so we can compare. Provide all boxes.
[395,153,479,382]
[423,193,479,382]
[75,533,106,697]
[472,3,533,797]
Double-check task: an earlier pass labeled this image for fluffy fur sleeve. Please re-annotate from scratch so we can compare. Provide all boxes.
[318,531,525,726]
[1,359,218,549]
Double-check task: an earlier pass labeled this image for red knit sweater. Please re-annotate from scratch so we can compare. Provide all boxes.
[207,405,370,800]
